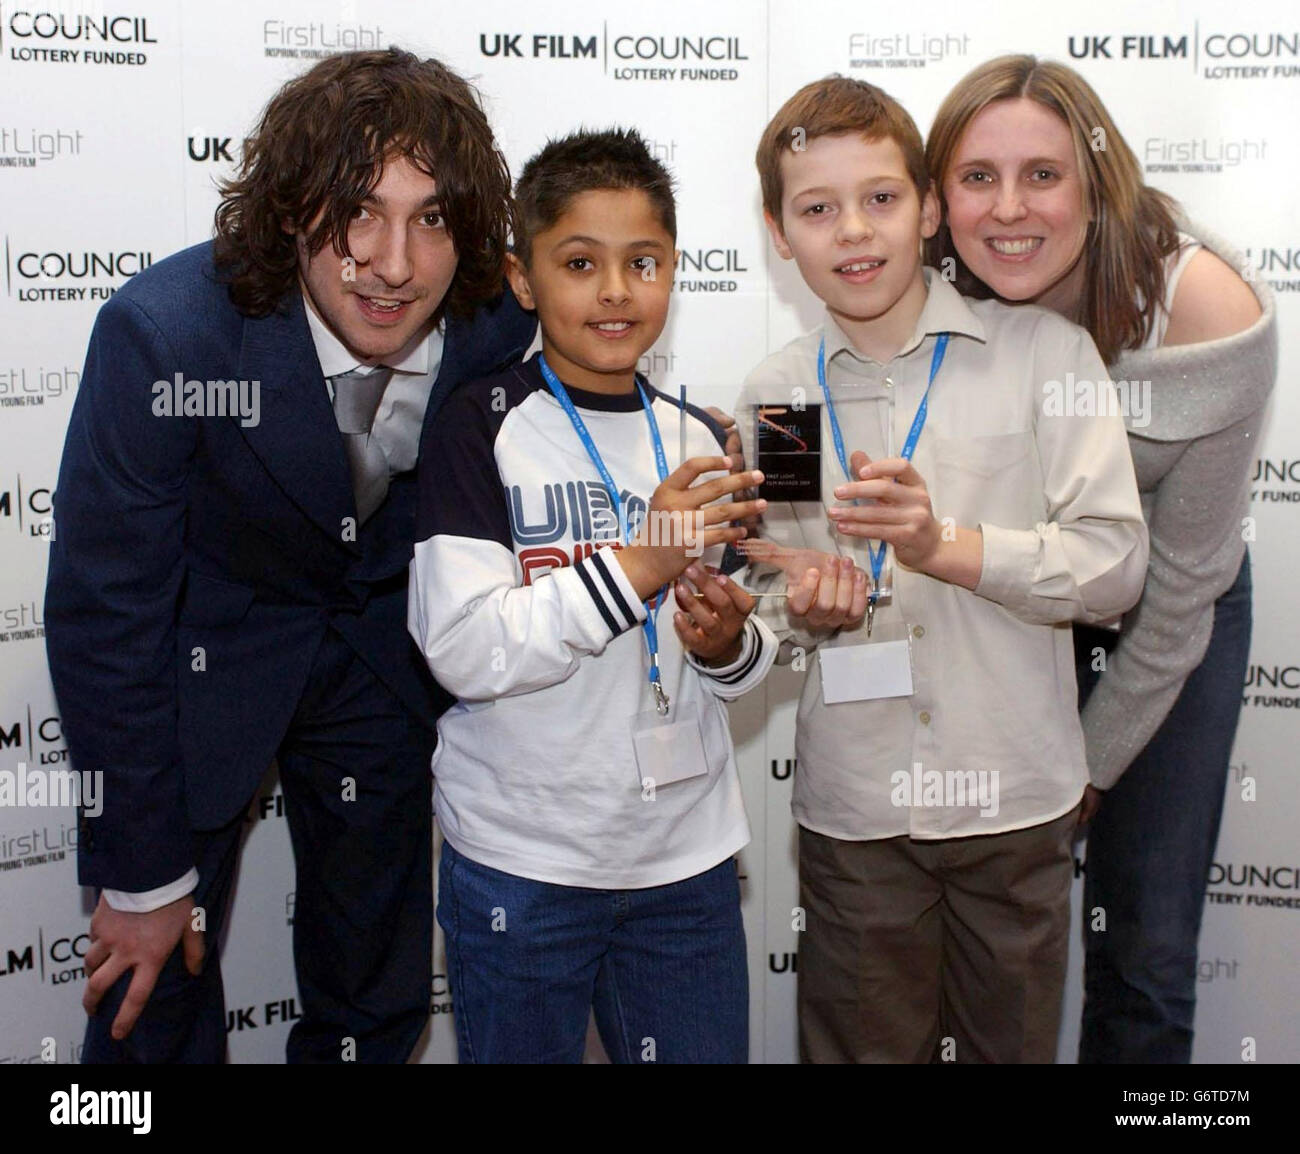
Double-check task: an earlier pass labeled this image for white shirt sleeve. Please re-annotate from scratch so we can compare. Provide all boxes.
[410,538,648,702]
[102,867,199,914]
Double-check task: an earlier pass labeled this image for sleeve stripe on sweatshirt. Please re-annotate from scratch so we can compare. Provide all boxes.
[707,619,764,685]
[575,558,622,636]
[589,550,639,627]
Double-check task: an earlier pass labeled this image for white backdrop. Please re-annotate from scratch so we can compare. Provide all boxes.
[1,0,1296,1065]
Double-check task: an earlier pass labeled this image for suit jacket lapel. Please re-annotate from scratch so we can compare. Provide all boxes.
[236,292,360,552]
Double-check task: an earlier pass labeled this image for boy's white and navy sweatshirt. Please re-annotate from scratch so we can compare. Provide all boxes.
[409,352,777,890]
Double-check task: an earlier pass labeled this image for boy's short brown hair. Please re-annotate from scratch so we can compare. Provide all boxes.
[756,76,930,221]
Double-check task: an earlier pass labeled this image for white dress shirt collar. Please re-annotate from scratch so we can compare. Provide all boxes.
[301,288,439,377]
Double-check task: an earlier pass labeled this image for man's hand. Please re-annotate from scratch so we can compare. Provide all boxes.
[673,564,755,665]
[786,554,869,631]
[82,891,205,1041]
[616,456,766,600]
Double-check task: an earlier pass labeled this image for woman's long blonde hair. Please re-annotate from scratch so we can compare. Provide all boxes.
[925,55,1180,363]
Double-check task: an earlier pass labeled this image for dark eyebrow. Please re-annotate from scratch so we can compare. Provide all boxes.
[551,236,668,251]
[361,191,443,210]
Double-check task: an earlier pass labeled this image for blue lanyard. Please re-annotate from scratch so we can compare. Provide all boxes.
[817,332,949,601]
[537,354,672,711]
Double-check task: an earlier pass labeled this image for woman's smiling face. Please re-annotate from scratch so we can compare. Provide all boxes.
[941,97,1091,313]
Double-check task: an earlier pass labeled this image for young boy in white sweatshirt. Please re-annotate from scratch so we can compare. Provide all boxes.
[409,127,776,1064]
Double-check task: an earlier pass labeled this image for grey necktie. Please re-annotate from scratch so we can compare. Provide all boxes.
[331,365,394,524]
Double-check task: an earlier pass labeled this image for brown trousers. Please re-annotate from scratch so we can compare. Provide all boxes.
[797,806,1079,1064]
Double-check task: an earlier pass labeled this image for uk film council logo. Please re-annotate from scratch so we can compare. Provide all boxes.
[1242,660,1300,710]
[0,708,77,878]
[0,4,159,67]
[1251,456,1300,506]
[479,23,751,83]
[1206,859,1300,912]
[0,926,92,986]
[1066,25,1300,80]
[1242,244,1300,294]
[4,236,152,303]
[0,472,55,540]
[0,705,68,769]
[675,245,749,296]
[186,130,235,165]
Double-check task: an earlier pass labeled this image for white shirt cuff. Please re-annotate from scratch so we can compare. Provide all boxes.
[973,521,1037,608]
[102,867,199,914]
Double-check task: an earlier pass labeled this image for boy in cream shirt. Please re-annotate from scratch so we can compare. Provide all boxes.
[738,77,1147,1063]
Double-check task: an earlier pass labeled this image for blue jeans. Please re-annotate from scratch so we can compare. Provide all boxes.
[437,839,749,1063]
[1074,552,1252,1063]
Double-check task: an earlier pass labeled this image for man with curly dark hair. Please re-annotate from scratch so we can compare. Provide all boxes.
[44,47,535,1064]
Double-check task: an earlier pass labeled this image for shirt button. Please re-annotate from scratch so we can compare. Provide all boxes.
[884,377,894,389]
[918,711,932,725]
[912,625,925,638]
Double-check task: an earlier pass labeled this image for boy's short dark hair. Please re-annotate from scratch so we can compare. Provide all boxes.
[756,76,929,222]
[513,127,676,265]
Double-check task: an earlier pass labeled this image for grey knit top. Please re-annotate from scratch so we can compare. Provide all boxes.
[1080,219,1277,789]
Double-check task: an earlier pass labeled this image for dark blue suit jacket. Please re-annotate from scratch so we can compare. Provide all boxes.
[45,242,535,892]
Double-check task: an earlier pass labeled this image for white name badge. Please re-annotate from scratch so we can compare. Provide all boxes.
[632,701,710,789]
[819,635,914,704]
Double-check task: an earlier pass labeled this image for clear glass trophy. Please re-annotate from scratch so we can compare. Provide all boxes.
[741,383,895,605]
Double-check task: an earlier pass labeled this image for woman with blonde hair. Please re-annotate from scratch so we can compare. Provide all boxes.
[926,55,1275,1063]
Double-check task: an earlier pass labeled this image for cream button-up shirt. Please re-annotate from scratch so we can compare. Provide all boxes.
[738,271,1148,841]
